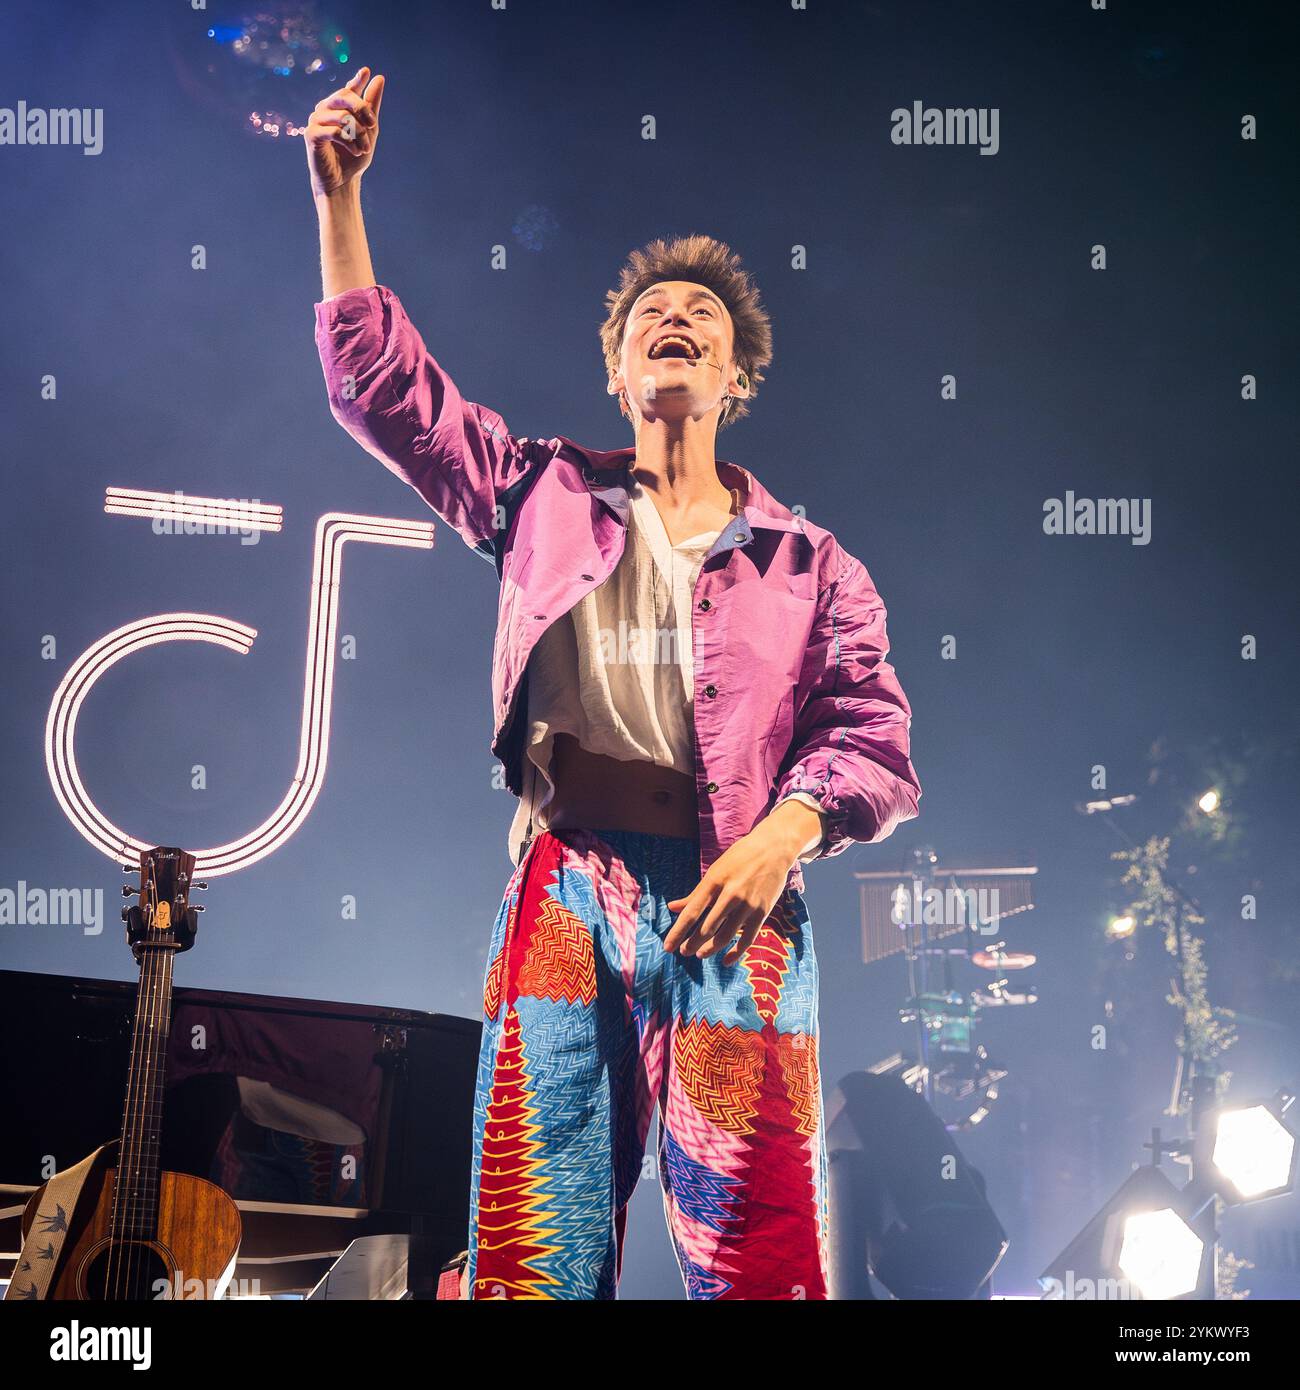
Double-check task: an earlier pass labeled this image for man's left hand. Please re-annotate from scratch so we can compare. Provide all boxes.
[664,801,822,966]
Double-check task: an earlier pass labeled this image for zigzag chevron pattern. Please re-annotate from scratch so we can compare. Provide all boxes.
[468,830,829,1299]
[482,873,522,1022]
[473,1006,563,1299]
[484,943,505,1020]
[673,1019,765,1135]
[523,1008,621,1297]
[720,1020,827,1298]
[675,1248,734,1301]
[661,1073,749,1174]
[568,830,645,992]
[516,893,597,1005]
[743,924,792,1025]
[660,1126,742,1233]
[778,1032,821,1137]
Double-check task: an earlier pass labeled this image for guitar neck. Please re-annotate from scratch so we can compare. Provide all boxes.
[110,929,178,1243]
[109,848,201,1246]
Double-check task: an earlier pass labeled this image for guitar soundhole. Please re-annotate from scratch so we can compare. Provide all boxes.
[81,1242,173,1301]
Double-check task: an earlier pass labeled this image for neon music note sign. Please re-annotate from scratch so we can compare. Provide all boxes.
[45,487,434,877]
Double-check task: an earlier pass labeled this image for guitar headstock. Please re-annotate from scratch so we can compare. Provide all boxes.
[122,846,204,956]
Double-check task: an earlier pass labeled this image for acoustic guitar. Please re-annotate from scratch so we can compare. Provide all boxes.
[20,847,241,1299]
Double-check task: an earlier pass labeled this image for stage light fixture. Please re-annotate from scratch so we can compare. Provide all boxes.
[1117,1206,1205,1300]
[1208,1101,1296,1203]
[1039,1162,1208,1301]
[825,1070,1007,1299]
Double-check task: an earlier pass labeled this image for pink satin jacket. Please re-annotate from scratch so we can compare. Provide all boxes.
[314,284,920,892]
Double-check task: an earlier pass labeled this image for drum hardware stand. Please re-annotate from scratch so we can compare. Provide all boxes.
[856,846,1038,1124]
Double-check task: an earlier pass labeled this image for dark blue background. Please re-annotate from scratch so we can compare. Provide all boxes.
[2,0,1297,1297]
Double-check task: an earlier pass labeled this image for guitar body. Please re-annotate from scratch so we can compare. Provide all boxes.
[22,1167,241,1301]
[13,848,242,1301]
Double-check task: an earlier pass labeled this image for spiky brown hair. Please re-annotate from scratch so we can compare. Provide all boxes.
[600,234,773,430]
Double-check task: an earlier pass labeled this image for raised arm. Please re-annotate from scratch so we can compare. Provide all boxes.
[307,67,381,298]
[306,68,539,552]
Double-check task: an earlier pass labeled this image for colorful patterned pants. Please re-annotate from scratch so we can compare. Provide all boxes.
[468,827,829,1300]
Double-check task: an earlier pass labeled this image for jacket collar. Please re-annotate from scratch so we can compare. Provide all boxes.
[559,437,806,536]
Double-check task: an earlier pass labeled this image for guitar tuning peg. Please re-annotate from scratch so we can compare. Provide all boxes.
[121,864,136,873]
[191,881,208,891]
[121,885,139,897]
[190,904,205,912]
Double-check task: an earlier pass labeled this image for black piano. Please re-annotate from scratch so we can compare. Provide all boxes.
[0,969,481,1298]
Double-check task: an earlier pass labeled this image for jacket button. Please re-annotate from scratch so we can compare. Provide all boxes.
[732,532,745,544]
[698,598,711,611]
[533,614,546,621]
[580,574,593,581]
[704,684,717,698]
[706,780,718,794]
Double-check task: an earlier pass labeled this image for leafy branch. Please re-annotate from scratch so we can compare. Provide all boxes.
[1113,834,1237,1103]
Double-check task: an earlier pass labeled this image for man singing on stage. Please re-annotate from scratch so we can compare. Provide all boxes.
[307,67,920,1300]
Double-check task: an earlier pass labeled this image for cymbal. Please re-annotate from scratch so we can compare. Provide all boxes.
[972,986,1038,1008]
[972,948,1036,971]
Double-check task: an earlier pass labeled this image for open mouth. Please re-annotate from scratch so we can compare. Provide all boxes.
[647,333,701,362]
